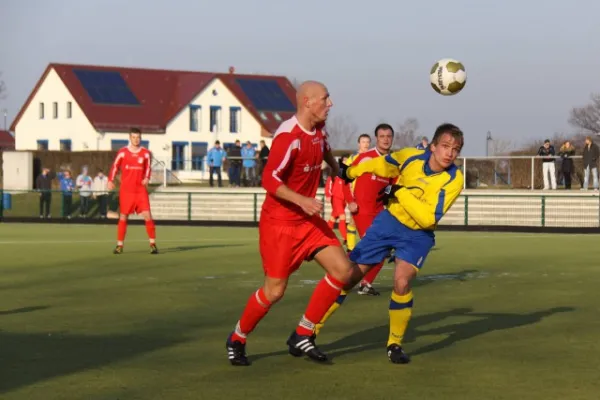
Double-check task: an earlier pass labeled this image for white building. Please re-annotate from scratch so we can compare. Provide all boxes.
[10,63,297,179]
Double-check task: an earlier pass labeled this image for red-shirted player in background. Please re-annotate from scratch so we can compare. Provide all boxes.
[225,81,360,367]
[107,128,158,255]
[324,155,357,243]
[349,123,394,295]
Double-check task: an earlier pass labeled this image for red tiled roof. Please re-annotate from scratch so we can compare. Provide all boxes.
[10,63,297,136]
[0,130,15,148]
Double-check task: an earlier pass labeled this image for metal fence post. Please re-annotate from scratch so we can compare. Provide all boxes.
[531,157,535,190]
[541,196,546,227]
[464,195,469,225]
[187,192,192,221]
[253,193,258,222]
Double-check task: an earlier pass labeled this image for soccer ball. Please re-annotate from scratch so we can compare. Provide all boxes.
[430,58,467,95]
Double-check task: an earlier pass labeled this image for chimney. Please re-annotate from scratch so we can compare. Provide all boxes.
[229,66,235,74]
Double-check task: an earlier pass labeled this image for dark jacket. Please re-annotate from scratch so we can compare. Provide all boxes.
[35,172,55,191]
[558,146,575,173]
[228,145,242,167]
[582,143,599,168]
[537,145,555,162]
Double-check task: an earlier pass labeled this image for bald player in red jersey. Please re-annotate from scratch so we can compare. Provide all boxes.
[350,123,394,295]
[225,81,360,367]
[107,127,158,255]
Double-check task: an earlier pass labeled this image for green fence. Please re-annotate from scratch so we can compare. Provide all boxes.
[1,189,599,228]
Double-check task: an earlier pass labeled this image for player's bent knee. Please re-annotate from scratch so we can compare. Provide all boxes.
[263,278,288,303]
[393,260,417,295]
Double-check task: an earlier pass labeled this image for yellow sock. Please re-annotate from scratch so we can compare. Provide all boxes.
[387,290,413,347]
[314,290,348,335]
[346,225,357,250]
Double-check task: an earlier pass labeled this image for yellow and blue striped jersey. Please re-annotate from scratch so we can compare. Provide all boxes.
[346,147,463,231]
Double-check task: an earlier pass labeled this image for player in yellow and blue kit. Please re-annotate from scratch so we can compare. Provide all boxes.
[317,123,465,364]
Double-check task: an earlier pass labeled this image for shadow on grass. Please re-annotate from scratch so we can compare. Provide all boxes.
[159,244,245,254]
[250,306,575,364]
[326,306,575,360]
[0,330,187,394]
[0,306,50,316]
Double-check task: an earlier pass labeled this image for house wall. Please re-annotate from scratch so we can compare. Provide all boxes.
[14,68,97,151]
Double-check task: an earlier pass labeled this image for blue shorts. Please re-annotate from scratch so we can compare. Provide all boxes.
[349,210,435,269]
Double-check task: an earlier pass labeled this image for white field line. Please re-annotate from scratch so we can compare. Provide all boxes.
[0,238,257,245]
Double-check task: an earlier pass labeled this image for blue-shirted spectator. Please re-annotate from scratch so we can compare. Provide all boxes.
[241,141,257,186]
[57,169,75,219]
[207,140,227,187]
[416,136,429,150]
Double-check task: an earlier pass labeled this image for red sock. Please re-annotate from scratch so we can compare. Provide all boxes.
[296,274,344,336]
[117,219,127,245]
[362,262,383,285]
[327,219,335,229]
[231,288,272,344]
[145,219,156,244]
[338,219,347,240]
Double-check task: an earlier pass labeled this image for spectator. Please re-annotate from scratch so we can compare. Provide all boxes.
[416,136,429,150]
[582,136,599,191]
[76,166,93,218]
[558,141,576,189]
[93,169,109,218]
[57,169,75,219]
[207,140,226,187]
[35,167,54,218]
[258,140,270,181]
[241,141,257,186]
[228,140,242,187]
[537,139,556,190]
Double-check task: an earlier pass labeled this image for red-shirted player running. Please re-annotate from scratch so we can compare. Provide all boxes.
[325,156,357,243]
[225,81,360,366]
[107,128,158,255]
[350,123,394,295]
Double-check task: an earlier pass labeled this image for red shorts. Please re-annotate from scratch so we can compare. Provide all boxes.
[330,197,346,218]
[259,216,341,279]
[119,191,151,215]
[352,212,378,237]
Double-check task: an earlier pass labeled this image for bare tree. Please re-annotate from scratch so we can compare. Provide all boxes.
[569,93,600,134]
[0,72,6,100]
[488,138,515,156]
[393,118,421,149]
[325,114,359,149]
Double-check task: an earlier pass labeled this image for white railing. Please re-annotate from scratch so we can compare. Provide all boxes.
[154,155,590,190]
[458,155,585,190]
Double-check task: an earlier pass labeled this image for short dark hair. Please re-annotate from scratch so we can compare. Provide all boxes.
[374,123,394,137]
[130,127,142,135]
[357,133,371,142]
[431,123,464,149]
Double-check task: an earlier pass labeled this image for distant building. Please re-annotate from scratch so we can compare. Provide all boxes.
[10,63,296,175]
[0,130,15,150]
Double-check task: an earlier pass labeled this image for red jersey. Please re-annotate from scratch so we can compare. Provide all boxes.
[261,116,330,223]
[351,148,393,215]
[325,176,353,202]
[108,146,152,193]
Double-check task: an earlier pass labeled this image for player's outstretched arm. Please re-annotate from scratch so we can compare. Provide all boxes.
[347,150,410,180]
[395,172,464,229]
[323,149,339,178]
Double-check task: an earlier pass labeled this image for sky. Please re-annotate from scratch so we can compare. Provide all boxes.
[1,0,600,156]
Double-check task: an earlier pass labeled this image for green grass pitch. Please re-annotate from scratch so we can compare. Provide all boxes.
[1,223,599,399]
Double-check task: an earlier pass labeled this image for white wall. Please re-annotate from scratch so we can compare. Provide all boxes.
[14,68,97,151]
[2,151,34,190]
[151,77,271,162]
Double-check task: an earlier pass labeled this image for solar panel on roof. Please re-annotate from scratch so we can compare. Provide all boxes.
[73,69,140,106]
[235,79,295,112]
